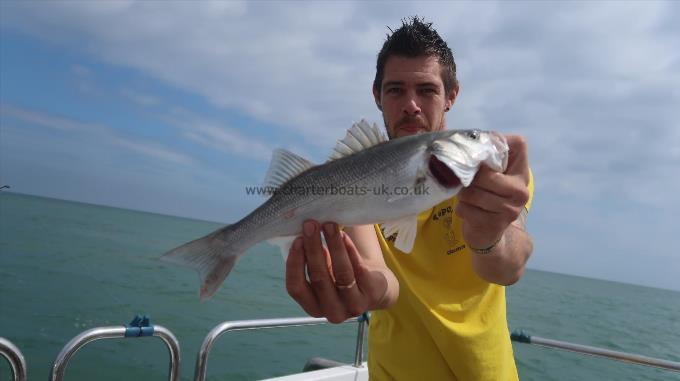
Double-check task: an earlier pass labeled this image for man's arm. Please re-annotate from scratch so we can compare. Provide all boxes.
[469,210,533,285]
[456,135,534,285]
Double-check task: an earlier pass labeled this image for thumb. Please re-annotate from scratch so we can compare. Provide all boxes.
[504,135,529,183]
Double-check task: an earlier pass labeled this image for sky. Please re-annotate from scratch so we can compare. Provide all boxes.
[1,1,678,292]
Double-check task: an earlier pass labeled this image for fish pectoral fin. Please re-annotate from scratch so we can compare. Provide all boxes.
[387,193,409,203]
[382,215,418,254]
[267,236,299,261]
[328,119,387,161]
[263,149,316,192]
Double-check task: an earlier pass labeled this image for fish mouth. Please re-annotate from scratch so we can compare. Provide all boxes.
[428,154,461,188]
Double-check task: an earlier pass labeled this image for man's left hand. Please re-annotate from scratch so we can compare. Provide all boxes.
[455,135,530,249]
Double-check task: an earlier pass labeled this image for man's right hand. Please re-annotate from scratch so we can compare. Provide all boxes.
[285,220,399,324]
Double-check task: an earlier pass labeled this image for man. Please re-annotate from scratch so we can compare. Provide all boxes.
[286,17,533,380]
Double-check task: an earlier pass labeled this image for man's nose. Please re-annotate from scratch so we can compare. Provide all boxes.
[402,95,421,115]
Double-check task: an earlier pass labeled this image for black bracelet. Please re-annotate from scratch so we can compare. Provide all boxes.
[469,235,503,255]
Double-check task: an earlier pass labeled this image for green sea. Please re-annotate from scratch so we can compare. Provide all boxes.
[1,192,678,380]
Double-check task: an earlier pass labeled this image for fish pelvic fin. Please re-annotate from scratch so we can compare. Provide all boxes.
[381,214,419,254]
[328,119,386,161]
[267,235,298,261]
[263,149,316,194]
[161,227,242,301]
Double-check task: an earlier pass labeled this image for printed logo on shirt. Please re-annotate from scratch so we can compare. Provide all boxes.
[447,245,466,255]
[431,206,453,221]
[437,210,467,255]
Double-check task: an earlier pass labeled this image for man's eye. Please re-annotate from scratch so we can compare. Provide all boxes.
[421,88,436,95]
[386,88,402,94]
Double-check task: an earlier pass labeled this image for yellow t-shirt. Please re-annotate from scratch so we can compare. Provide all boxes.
[369,173,534,381]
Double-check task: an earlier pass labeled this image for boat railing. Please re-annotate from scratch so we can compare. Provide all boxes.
[511,330,680,372]
[9,314,680,380]
[194,314,368,381]
[0,337,27,381]
[49,315,180,381]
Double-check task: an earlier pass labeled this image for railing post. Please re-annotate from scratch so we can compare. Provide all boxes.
[353,313,369,367]
[0,337,27,381]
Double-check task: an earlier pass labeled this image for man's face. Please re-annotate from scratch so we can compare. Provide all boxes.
[374,55,458,139]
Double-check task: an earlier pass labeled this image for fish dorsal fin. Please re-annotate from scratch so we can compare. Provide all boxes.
[263,149,315,192]
[329,119,387,161]
[381,214,419,254]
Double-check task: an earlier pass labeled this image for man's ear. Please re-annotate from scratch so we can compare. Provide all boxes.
[373,86,382,111]
[446,84,460,111]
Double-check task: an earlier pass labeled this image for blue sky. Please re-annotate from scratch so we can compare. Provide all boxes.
[1,1,679,291]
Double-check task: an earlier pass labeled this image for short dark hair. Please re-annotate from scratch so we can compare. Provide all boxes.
[373,17,458,96]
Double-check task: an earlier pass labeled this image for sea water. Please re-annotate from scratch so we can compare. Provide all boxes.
[1,192,678,380]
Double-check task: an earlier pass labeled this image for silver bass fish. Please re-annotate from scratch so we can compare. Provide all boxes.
[162,120,508,299]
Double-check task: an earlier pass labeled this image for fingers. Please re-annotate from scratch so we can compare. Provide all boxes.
[285,237,321,317]
[302,220,347,323]
[323,224,367,317]
[343,231,388,311]
[323,223,355,286]
[456,134,530,247]
[458,184,525,216]
[285,220,373,323]
[466,166,530,207]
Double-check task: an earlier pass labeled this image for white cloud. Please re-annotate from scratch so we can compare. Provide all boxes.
[0,1,385,145]
[119,88,161,107]
[0,103,104,131]
[111,137,193,165]
[160,108,273,161]
[0,102,192,166]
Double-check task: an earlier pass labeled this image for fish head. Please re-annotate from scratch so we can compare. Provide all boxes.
[426,130,509,190]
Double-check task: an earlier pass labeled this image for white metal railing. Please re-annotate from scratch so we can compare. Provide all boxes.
[10,314,679,380]
[194,315,368,381]
[511,330,680,372]
[0,337,27,381]
[49,316,180,381]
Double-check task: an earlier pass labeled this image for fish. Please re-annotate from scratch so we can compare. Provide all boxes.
[162,120,509,300]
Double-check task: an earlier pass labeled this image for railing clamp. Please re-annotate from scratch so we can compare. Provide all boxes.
[358,312,370,324]
[510,329,531,343]
[125,315,154,337]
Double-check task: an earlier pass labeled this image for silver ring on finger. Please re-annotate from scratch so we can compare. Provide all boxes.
[335,279,356,290]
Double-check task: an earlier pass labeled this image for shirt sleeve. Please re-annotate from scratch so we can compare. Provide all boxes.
[525,169,534,212]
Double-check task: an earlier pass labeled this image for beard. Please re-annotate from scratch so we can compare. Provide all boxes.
[384,112,446,139]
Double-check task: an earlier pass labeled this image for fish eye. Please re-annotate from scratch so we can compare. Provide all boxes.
[467,130,480,140]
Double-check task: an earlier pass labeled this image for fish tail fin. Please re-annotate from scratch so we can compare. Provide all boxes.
[161,226,243,300]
